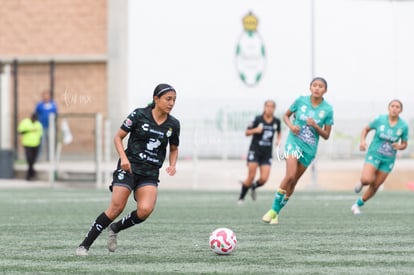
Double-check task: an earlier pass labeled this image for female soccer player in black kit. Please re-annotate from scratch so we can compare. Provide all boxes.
[238,100,281,203]
[76,84,180,256]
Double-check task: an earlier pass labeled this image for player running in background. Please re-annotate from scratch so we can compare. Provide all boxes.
[238,100,281,203]
[76,84,180,256]
[262,77,334,224]
[351,99,408,214]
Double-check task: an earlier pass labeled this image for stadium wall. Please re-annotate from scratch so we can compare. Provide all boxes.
[0,0,107,159]
[1,0,413,162]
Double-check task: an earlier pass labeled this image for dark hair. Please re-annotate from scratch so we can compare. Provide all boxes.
[389,99,403,112]
[264,99,276,108]
[153,84,175,97]
[30,113,38,121]
[310,77,328,90]
[148,83,176,108]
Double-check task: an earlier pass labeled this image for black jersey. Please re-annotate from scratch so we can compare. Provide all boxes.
[248,115,281,153]
[120,106,180,177]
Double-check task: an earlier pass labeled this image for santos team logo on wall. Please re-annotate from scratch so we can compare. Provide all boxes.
[235,11,266,87]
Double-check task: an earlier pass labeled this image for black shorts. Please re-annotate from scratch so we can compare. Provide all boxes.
[109,168,159,193]
[247,150,272,166]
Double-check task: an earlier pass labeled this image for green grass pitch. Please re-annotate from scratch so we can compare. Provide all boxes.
[1,188,414,274]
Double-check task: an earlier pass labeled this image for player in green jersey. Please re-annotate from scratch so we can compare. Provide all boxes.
[76,84,180,256]
[351,99,408,214]
[262,77,334,224]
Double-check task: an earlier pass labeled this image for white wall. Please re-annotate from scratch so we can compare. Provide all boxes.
[315,0,414,119]
[128,0,312,116]
[127,0,414,158]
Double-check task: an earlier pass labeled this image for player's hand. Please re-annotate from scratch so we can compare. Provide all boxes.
[256,123,264,133]
[120,157,132,173]
[306,118,317,128]
[359,142,367,151]
[392,143,400,150]
[166,166,176,176]
[290,125,300,135]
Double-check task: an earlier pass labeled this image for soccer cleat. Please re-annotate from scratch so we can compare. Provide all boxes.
[269,215,279,225]
[354,182,363,193]
[237,199,244,205]
[262,209,277,223]
[351,204,361,215]
[107,224,118,252]
[76,246,88,256]
[250,187,257,201]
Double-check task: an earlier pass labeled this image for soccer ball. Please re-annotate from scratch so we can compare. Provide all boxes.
[209,227,237,255]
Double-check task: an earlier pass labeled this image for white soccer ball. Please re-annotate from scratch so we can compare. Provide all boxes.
[209,227,237,255]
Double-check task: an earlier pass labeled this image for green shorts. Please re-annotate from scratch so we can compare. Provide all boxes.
[365,154,395,173]
[285,143,315,168]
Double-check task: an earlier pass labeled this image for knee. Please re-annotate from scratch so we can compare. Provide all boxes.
[106,203,125,219]
[360,176,373,185]
[137,205,154,219]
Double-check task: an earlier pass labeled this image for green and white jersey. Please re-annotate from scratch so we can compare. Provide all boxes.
[285,95,334,157]
[367,114,409,160]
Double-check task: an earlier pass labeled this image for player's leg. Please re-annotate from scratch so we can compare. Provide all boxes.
[279,161,308,212]
[254,164,271,188]
[262,157,299,224]
[250,164,271,201]
[111,185,157,231]
[76,185,130,255]
[355,163,376,193]
[108,185,158,252]
[362,171,388,200]
[352,163,377,214]
[238,161,258,202]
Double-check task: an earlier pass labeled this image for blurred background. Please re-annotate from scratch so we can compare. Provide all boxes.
[0,0,413,188]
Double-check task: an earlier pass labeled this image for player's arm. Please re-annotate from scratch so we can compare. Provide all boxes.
[393,125,409,151]
[284,109,300,135]
[393,140,407,151]
[245,127,263,136]
[275,131,281,146]
[114,129,131,173]
[359,125,371,151]
[275,122,282,146]
[166,144,178,176]
[245,118,263,136]
[306,119,332,140]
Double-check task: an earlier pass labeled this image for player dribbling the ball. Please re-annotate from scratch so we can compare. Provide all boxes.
[262,77,334,224]
[76,84,180,256]
[351,99,409,215]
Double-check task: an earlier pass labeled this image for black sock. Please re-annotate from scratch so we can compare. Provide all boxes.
[79,212,112,249]
[252,180,263,190]
[239,185,249,200]
[111,210,145,233]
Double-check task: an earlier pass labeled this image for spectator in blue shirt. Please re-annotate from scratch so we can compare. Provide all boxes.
[35,90,58,160]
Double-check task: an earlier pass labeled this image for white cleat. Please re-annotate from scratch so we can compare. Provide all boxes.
[250,188,257,201]
[76,246,89,256]
[107,224,118,252]
[351,204,361,215]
